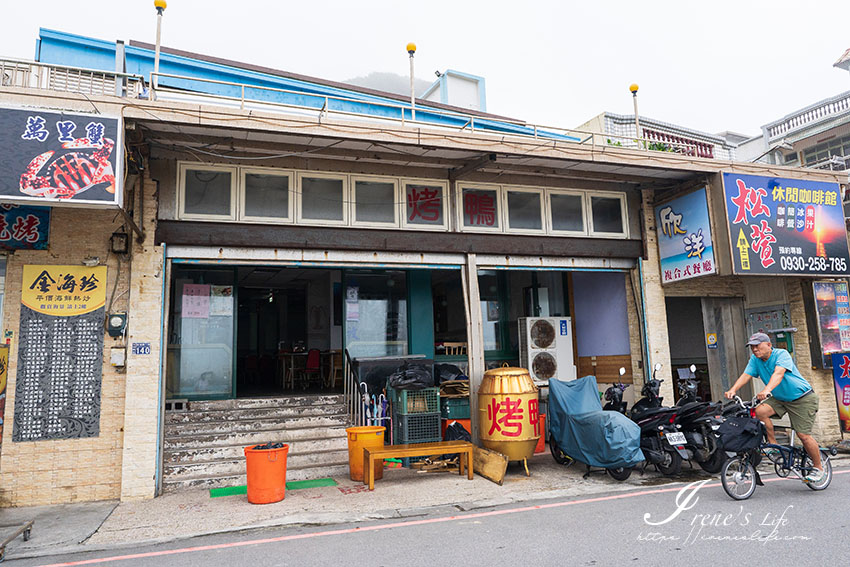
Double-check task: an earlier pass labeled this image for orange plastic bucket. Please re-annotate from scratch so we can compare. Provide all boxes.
[534,415,546,454]
[346,426,385,482]
[244,444,289,504]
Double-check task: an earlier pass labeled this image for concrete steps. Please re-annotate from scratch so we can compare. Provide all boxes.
[162,394,351,493]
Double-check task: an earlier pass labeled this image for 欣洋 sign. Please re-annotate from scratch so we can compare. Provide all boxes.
[655,187,716,283]
[722,173,850,275]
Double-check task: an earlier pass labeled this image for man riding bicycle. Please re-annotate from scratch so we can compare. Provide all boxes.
[724,332,823,482]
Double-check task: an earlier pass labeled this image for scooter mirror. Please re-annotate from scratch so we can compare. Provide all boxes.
[619,367,626,376]
[689,364,696,373]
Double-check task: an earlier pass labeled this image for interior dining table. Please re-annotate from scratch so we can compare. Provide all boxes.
[278,350,338,389]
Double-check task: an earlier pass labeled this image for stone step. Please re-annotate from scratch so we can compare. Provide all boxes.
[165,403,346,424]
[165,414,348,437]
[177,394,344,412]
[163,435,349,464]
[163,425,348,451]
[162,448,350,481]
[161,463,351,493]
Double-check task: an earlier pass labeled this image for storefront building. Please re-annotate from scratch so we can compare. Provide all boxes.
[0,34,845,506]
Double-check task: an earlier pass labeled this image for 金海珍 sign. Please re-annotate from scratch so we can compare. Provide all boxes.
[13,265,107,442]
[722,173,850,275]
[0,106,123,206]
[655,187,716,283]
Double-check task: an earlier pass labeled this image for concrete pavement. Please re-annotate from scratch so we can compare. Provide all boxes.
[2,448,848,562]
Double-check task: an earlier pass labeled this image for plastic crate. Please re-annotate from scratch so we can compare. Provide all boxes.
[389,387,439,415]
[440,397,470,419]
[393,412,441,444]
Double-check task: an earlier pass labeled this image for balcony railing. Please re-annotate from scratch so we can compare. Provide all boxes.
[766,91,850,140]
[0,57,146,98]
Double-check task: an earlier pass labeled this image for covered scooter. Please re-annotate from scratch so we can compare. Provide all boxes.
[548,375,644,481]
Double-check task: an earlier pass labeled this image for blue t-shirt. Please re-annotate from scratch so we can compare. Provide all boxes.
[743,348,811,402]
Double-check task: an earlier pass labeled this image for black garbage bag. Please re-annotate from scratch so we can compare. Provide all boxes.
[443,421,472,459]
[387,362,434,390]
[434,363,465,385]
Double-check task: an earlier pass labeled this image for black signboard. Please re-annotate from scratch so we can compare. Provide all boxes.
[0,107,122,206]
[12,265,106,441]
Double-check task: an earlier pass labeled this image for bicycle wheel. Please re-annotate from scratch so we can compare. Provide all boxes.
[721,456,757,500]
[549,440,575,467]
[803,450,832,491]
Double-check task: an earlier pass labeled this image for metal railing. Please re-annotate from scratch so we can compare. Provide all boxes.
[766,91,850,139]
[0,56,718,161]
[342,349,365,427]
[0,57,146,98]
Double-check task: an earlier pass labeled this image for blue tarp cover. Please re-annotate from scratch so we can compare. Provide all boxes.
[548,375,644,468]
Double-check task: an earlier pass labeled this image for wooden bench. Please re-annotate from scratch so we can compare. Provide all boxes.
[363,440,474,490]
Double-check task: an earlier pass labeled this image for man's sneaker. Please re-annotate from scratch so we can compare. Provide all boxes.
[804,467,825,483]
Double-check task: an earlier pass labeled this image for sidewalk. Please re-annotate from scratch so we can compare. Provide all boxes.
[3,450,848,562]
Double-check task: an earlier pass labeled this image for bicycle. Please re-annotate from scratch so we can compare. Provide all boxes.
[720,395,837,501]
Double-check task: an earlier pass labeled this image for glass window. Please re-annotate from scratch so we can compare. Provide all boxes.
[550,193,585,232]
[344,271,408,358]
[590,195,624,234]
[301,176,344,222]
[404,183,445,227]
[167,268,235,399]
[506,191,542,230]
[183,169,233,217]
[477,271,503,351]
[354,179,396,224]
[244,172,289,219]
[432,270,466,352]
[462,187,500,229]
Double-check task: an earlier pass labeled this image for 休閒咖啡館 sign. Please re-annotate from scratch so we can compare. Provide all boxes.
[722,173,850,275]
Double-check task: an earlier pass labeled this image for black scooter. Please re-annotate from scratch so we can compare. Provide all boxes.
[610,365,690,476]
[674,364,725,473]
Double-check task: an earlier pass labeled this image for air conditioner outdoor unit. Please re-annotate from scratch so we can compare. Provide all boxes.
[518,317,576,385]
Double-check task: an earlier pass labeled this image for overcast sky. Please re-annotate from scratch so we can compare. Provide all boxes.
[4,1,850,138]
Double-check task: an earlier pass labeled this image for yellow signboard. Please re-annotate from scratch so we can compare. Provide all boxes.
[21,265,107,316]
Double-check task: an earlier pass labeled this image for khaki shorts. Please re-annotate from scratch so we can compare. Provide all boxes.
[765,391,819,435]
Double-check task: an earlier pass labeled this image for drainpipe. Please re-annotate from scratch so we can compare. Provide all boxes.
[155,242,167,495]
[638,258,652,384]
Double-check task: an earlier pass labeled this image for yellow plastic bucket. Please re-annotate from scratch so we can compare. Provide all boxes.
[346,426,385,482]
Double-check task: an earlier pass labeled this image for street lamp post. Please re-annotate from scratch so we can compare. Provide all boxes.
[153,0,167,91]
[629,83,641,144]
[407,42,416,121]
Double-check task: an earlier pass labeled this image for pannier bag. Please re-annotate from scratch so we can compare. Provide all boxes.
[718,416,765,453]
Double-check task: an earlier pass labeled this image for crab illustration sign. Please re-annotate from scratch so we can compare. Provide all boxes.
[0,106,123,207]
[722,173,850,276]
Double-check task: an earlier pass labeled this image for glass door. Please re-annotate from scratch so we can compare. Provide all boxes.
[166,266,236,400]
[343,270,408,359]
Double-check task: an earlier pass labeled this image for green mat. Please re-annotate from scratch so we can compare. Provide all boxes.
[210,477,338,498]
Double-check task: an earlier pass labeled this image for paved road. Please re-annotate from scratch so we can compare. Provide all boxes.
[11,468,849,567]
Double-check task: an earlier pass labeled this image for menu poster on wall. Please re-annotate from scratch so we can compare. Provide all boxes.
[209,285,233,316]
[813,281,850,368]
[13,265,106,441]
[182,284,210,318]
[829,353,850,433]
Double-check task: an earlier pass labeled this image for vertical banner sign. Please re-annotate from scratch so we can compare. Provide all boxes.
[0,106,122,206]
[813,281,850,368]
[13,265,107,441]
[655,187,716,283]
[0,346,8,453]
[830,353,850,433]
[722,173,850,275]
[0,204,50,250]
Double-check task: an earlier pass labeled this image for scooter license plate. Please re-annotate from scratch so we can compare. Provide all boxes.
[665,432,686,445]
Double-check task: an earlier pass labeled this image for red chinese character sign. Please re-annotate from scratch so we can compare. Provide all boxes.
[0,106,123,207]
[404,183,445,227]
[722,173,850,275]
[0,204,50,250]
[478,368,540,462]
[461,188,500,229]
[654,188,716,284]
